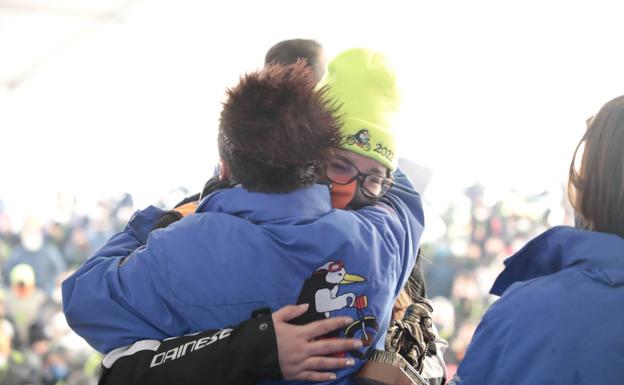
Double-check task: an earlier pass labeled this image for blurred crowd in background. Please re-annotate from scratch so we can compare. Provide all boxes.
[0,182,574,384]
[0,193,136,385]
[421,184,573,378]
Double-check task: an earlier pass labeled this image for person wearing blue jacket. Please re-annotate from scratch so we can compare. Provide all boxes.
[450,95,624,385]
[63,50,426,385]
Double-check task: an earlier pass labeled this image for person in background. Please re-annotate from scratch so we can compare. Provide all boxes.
[40,348,71,385]
[450,95,624,384]
[4,265,49,350]
[265,39,326,83]
[0,212,17,267]
[61,227,91,268]
[0,316,38,385]
[3,218,66,294]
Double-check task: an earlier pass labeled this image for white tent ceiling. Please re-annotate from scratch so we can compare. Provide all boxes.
[0,0,134,89]
[1,0,624,221]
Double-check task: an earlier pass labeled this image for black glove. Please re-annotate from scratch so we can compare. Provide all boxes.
[200,176,235,201]
[152,210,184,230]
[151,177,235,232]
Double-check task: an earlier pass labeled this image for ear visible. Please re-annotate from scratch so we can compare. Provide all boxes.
[219,159,230,180]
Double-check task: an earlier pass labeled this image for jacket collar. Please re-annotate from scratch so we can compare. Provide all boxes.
[491,226,624,296]
[196,184,332,223]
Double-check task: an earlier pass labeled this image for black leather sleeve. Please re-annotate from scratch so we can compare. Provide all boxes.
[98,312,281,385]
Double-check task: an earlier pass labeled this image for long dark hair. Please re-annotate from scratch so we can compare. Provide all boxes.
[568,95,624,238]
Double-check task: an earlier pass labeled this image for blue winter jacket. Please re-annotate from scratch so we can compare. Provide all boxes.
[62,182,423,385]
[452,226,624,385]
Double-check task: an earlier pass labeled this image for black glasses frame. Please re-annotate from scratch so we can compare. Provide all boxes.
[326,159,394,198]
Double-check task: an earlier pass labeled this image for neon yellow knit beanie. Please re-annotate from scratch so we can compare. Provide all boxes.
[318,48,400,171]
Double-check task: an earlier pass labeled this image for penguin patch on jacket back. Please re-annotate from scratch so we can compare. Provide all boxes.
[292,260,379,355]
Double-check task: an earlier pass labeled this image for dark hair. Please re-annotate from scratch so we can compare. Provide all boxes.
[218,61,341,193]
[265,39,325,83]
[568,95,624,238]
[404,249,426,300]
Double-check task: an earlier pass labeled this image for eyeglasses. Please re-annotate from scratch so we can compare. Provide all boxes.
[326,157,394,198]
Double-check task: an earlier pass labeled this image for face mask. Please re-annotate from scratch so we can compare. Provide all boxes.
[331,180,357,209]
[50,364,69,380]
[21,233,43,252]
[346,182,380,210]
[330,180,379,210]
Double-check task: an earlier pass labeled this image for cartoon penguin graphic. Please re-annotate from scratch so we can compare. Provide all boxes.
[292,261,366,326]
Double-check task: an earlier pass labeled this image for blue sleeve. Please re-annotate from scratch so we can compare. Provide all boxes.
[357,181,425,298]
[381,184,425,297]
[62,206,190,353]
[393,167,416,190]
[93,206,165,259]
[450,299,509,385]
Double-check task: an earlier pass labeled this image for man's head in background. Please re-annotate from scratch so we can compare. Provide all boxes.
[265,39,325,83]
